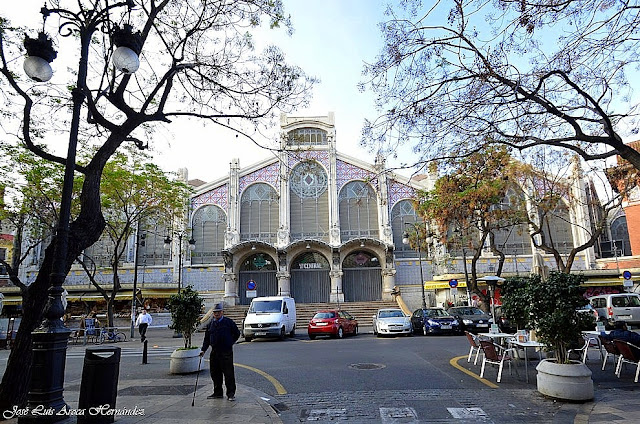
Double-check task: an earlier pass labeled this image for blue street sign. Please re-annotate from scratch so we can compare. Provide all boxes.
[623,270,632,280]
[449,279,458,288]
[246,280,257,290]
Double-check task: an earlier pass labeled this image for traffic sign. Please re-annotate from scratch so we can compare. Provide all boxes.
[449,279,458,288]
[623,270,632,280]
[246,280,257,290]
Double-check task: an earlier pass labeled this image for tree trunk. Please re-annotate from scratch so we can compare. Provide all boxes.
[0,168,106,411]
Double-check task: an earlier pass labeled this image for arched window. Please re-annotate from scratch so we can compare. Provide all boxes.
[539,202,574,254]
[339,181,379,242]
[289,161,329,242]
[240,183,279,243]
[610,215,632,256]
[191,205,226,265]
[390,200,419,258]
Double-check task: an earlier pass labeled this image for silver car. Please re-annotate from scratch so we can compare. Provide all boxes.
[590,293,640,328]
[372,308,412,337]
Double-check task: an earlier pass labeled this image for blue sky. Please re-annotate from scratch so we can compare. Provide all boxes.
[0,0,390,182]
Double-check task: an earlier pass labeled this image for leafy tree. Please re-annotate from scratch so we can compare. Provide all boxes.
[414,145,524,308]
[501,273,593,364]
[0,0,314,409]
[361,0,640,171]
[78,148,191,327]
[168,285,204,349]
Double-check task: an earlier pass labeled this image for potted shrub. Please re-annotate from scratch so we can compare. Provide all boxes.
[501,272,594,401]
[168,285,204,374]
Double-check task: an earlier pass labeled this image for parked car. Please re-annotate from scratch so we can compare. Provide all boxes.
[493,306,517,334]
[411,308,461,336]
[446,306,492,333]
[589,293,640,329]
[372,308,412,337]
[307,310,358,339]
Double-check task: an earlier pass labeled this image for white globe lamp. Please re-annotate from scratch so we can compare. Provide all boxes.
[112,46,140,74]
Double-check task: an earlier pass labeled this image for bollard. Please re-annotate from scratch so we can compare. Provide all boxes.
[142,339,148,364]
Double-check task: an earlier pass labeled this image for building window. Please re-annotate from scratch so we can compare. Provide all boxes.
[287,128,328,146]
[191,205,227,264]
[240,183,279,243]
[390,200,419,258]
[339,181,379,242]
[289,161,329,242]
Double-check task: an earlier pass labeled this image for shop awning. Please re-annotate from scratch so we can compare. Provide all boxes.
[66,291,134,302]
[581,278,624,287]
[424,281,468,290]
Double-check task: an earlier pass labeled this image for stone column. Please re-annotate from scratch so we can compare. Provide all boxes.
[381,268,397,301]
[276,271,291,297]
[329,270,344,303]
[223,273,238,306]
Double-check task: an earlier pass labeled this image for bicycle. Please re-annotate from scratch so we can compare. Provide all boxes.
[96,327,127,344]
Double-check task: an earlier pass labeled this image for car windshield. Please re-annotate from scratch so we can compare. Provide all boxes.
[452,307,484,315]
[379,310,404,318]
[249,300,282,313]
[313,312,336,319]
[426,309,449,317]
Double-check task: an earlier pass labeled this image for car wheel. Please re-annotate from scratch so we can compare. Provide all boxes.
[423,326,428,336]
[353,325,358,336]
[244,336,252,342]
[289,325,296,337]
[373,325,377,335]
[308,334,316,340]
[279,327,286,340]
[336,327,344,339]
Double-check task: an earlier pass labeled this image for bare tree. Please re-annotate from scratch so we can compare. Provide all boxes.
[361,0,640,171]
[0,0,315,408]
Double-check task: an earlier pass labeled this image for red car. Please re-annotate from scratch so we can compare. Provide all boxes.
[307,310,359,339]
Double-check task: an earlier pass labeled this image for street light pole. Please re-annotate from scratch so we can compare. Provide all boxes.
[21,3,141,418]
[130,224,143,339]
[165,231,196,295]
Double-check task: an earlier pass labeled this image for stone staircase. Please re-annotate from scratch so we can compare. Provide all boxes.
[219,300,399,331]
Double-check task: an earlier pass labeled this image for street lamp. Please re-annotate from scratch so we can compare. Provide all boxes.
[402,222,433,309]
[164,232,196,294]
[22,2,141,418]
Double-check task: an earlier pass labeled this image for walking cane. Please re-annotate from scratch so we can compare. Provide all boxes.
[192,354,204,407]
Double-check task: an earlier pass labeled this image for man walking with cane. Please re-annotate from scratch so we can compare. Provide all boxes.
[200,302,240,401]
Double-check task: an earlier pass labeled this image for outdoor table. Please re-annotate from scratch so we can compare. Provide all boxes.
[509,339,545,383]
[477,332,515,345]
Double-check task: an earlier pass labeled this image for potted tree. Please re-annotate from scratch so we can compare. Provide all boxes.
[501,272,594,401]
[168,285,204,374]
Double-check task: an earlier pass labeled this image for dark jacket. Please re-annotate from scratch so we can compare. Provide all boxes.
[607,329,640,346]
[201,316,240,353]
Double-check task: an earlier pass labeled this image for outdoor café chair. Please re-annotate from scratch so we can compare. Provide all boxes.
[599,335,620,371]
[465,331,482,365]
[613,340,640,383]
[479,340,518,383]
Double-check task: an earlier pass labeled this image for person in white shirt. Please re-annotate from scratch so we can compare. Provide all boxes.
[135,309,152,342]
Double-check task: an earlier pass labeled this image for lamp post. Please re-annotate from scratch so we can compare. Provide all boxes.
[130,225,145,339]
[164,231,196,294]
[402,222,432,309]
[21,3,141,419]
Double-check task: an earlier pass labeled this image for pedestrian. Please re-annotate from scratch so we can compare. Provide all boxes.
[135,309,152,342]
[603,321,640,345]
[200,302,241,401]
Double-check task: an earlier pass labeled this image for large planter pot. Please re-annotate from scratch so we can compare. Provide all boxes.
[169,348,202,374]
[536,359,593,401]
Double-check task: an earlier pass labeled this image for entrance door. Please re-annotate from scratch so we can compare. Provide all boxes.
[238,253,278,305]
[289,251,330,303]
[290,268,330,303]
[342,251,382,302]
[238,270,278,304]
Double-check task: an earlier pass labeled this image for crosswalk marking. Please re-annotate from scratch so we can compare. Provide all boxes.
[65,346,179,359]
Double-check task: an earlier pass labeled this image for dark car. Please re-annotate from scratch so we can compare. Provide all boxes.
[447,306,492,333]
[493,306,517,334]
[411,308,461,336]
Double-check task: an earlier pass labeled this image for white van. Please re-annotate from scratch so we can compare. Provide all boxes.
[589,293,640,328]
[243,296,296,342]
